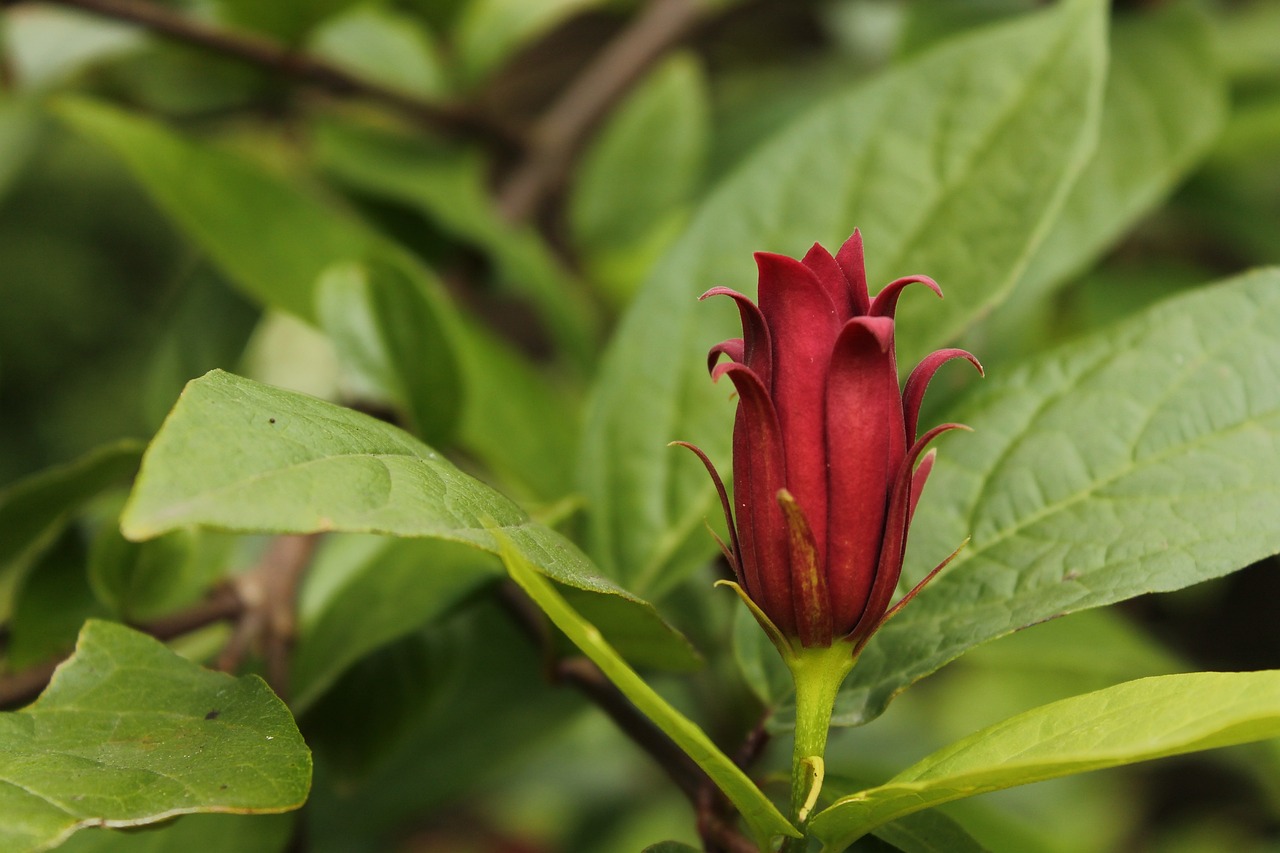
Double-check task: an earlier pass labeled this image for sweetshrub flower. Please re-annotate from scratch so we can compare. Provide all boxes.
[679,230,981,654]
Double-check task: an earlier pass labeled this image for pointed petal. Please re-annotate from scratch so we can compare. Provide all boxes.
[802,242,857,318]
[908,449,936,524]
[755,251,842,560]
[834,230,871,315]
[719,363,795,637]
[902,348,983,443]
[824,315,904,635]
[869,275,942,319]
[851,537,969,658]
[701,286,773,386]
[778,489,832,647]
[848,422,971,644]
[707,338,745,374]
[670,441,742,582]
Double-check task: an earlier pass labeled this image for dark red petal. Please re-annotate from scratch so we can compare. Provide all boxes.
[869,275,942,319]
[824,315,904,635]
[802,242,857,319]
[778,488,832,647]
[755,251,842,564]
[851,537,969,658]
[719,363,795,638]
[834,230,871,315]
[908,448,936,524]
[902,348,983,443]
[701,286,773,386]
[848,422,970,644]
[670,441,742,583]
[707,338,745,374]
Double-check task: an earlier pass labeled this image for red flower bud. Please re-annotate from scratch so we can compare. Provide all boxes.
[680,231,981,650]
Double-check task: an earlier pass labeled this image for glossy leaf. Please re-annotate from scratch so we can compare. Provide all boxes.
[579,0,1107,596]
[0,620,309,853]
[496,531,799,847]
[810,671,1280,849]
[120,370,694,667]
[839,269,1280,725]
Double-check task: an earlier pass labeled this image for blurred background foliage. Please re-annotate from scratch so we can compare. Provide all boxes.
[2,0,1279,851]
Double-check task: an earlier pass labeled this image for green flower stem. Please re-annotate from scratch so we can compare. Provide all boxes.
[783,642,858,845]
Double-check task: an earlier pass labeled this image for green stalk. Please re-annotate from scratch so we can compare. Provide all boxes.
[782,642,857,848]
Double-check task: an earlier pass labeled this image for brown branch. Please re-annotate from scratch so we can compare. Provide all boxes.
[495,0,703,224]
[5,0,522,150]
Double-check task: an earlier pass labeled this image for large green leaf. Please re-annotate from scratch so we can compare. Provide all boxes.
[0,620,309,853]
[496,532,799,848]
[809,671,1280,850]
[989,0,1227,339]
[579,0,1108,596]
[119,370,694,667]
[839,269,1280,726]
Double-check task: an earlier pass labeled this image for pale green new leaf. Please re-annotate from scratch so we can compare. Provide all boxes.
[119,370,695,668]
[579,0,1107,596]
[0,621,309,853]
[307,4,447,99]
[839,269,1280,726]
[810,671,1280,850]
[496,533,798,848]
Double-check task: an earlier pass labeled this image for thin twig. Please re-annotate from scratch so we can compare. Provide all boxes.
[4,0,521,149]
[495,0,703,223]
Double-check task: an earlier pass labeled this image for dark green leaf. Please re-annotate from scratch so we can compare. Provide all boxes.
[840,269,1280,726]
[0,621,309,853]
[52,814,292,853]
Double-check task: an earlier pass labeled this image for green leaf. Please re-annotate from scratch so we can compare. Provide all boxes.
[0,620,309,853]
[809,671,1280,850]
[452,0,601,86]
[214,0,359,43]
[52,98,378,324]
[315,258,462,446]
[642,843,702,853]
[307,4,447,99]
[579,0,1107,596]
[311,119,599,368]
[52,814,292,853]
[291,535,499,711]
[495,532,799,848]
[840,269,1280,726]
[0,441,142,621]
[88,527,229,623]
[991,0,1227,334]
[119,370,694,668]
[569,53,709,303]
